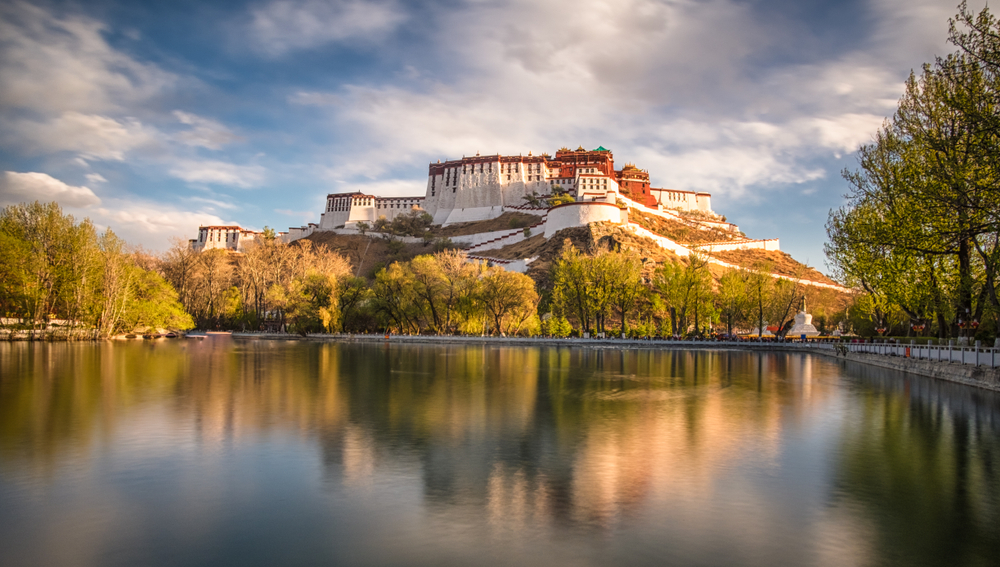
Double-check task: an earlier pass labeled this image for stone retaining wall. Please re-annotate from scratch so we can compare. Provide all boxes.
[834,351,1000,392]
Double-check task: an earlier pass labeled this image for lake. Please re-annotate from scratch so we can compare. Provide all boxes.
[1,339,998,566]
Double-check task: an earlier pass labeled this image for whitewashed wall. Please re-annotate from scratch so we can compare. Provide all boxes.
[544,202,625,238]
[695,239,780,252]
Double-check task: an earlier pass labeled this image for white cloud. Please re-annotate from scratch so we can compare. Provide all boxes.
[249,0,406,56]
[184,196,240,211]
[0,171,101,208]
[92,199,228,239]
[85,173,108,184]
[9,112,157,161]
[168,159,266,188]
[288,0,964,200]
[0,1,176,115]
[173,111,239,150]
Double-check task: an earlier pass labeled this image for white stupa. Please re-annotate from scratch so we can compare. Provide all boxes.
[788,298,820,337]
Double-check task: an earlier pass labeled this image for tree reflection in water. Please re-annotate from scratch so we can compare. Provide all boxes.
[0,341,997,567]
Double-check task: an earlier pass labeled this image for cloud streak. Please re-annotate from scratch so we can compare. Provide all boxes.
[0,171,101,208]
[248,0,406,56]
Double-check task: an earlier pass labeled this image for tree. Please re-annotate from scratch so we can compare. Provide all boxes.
[0,201,80,327]
[551,242,595,334]
[716,268,750,336]
[371,262,419,333]
[607,249,644,336]
[653,254,713,337]
[823,4,1000,340]
[410,254,447,332]
[745,261,775,339]
[476,268,538,336]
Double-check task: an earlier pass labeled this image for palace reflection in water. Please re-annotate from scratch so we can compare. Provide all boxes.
[1,340,998,566]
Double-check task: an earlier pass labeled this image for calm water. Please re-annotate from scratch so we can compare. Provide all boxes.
[1,340,999,567]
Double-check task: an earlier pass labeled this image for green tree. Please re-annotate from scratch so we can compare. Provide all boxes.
[476,268,538,336]
[828,7,1000,339]
[716,268,750,336]
[551,243,595,334]
[371,262,420,333]
[653,254,713,337]
[607,249,644,336]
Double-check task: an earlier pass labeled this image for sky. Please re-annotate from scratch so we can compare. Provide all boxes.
[0,0,983,272]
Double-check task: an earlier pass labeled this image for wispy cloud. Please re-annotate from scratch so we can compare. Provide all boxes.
[0,171,101,208]
[173,111,239,150]
[169,159,266,188]
[8,112,158,161]
[248,0,406,56]
[289,0,955,201]
[0,1,176,115]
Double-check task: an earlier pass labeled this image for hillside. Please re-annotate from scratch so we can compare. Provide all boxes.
[303,232,436,278]
[629,210,738,244]
[705,249,837,286]
[304,214,844,293]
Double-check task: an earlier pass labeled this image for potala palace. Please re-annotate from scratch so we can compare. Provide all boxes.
[190,146,780,267]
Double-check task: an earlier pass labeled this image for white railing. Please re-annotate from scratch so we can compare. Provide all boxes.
[847,342,1000,368]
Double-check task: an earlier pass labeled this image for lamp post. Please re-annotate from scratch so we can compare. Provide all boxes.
[958,308,978,340]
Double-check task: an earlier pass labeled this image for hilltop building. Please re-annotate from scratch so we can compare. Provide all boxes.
[196,147,771,261]
[311,147,713,231]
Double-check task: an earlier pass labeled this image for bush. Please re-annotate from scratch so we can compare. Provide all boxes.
[547,194,576,207]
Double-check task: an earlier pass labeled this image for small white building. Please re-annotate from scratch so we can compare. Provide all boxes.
[189,225,288,252]
[190,225,259,252]
[318,192,427,230]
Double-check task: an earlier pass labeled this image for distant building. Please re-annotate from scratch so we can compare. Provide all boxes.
[189,225,287,252]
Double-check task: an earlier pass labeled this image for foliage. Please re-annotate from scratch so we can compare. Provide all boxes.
[0,201,193,336]
[387,210,434,237]
[652,254,715,337]
[826,4,1000,339]
[162,235,350,332]
[548,194,576,207]
[477,268,538,336]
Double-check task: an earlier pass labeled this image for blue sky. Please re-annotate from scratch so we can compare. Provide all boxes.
[0,0,979,271]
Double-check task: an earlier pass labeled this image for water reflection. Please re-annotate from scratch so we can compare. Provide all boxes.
[1,341,998,566]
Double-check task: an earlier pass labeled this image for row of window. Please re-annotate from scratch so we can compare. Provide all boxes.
[329,199,420,211]
[201,230,238,242]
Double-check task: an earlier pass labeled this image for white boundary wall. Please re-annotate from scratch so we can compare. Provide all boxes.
[695,239,780,252]
[544,202,625,238]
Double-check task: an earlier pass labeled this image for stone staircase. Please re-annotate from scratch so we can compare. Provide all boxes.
[465,213,548,254]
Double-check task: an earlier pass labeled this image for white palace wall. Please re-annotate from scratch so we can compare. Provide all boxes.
[423,159,552,226]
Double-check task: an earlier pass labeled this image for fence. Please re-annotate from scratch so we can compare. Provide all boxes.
[847,342,1000,368]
